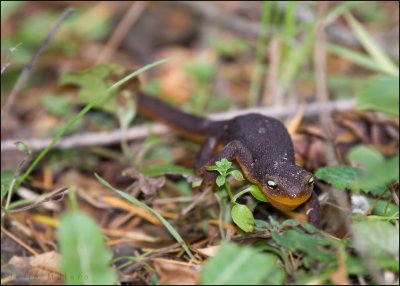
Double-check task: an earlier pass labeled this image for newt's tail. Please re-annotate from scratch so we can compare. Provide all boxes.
[137,93,216,142]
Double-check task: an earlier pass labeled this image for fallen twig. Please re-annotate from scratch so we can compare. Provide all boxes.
[1,98,355,152]
[97,2,146,64]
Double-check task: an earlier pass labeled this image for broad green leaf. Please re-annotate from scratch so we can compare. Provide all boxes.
[357,155,399,191]
[229,170,244,181]
[248,185,268,202]
[346,145,384,172]
[344,12,399,77]
[356,75,399,117]
[231,204,254,233]
[200,241,285,285]
[59,212,116,285]
[142,164,193,177]
[216,175,226,187]
[368,198,399,217]
[271,229,333,261]
[315,165,362,190]
[347,146,398,193]
[353,221,399,270]
[95,173,193,258]
[345,255,368,275]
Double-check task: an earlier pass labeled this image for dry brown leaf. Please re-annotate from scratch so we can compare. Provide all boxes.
[9,251,62,285]
[102,196,161,225]
[195,245,219,257]
[153,258,200,285]
[330,251,350,285]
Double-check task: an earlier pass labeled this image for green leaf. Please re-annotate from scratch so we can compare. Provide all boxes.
[200,241,285,285]
[281,219,317,234]
[356,75,399,117]
[357,155,399,191]
[216,175,226,187]
[215,159,232,174]
[231,204,255,232]
[271,229,333,261]
[344,12,399,77]
[211,37,250,58]
[346,146,399,193]
[229,170,244,181]
[1,170,15,200]
[15,58,173,190]
[353,221,399,270]
[184,60,215,83]
[41,94,72,116]
[59,212,116,285]
[95,173,193,258]
[206,165,220,172]
[368,198,399,217]
[347,145,385,172]
[15,141,32,155]
[142,164,193,177]
[315,165,362,190]
[116,90,136,132]
[60,64,126,117]
[248,185,268,202]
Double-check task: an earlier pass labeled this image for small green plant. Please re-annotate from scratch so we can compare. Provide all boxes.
[206,158,268,233]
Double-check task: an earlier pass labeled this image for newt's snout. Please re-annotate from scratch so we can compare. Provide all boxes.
[261,164,314,211]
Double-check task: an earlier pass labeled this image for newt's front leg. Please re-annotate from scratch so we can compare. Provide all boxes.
[304,192,320,228]
[194,137,218,175]
[198,140,255,192]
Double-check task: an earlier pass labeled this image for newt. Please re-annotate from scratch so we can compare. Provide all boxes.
[137,92,320,227]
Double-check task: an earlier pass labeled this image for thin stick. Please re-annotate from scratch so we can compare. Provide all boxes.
[261,37,281,106]
[1,98,355,152]
[1,226,39,256]
[1,7,75,119]
[96,2,146,64]
[248,1,271,107]
[314,2,337,166]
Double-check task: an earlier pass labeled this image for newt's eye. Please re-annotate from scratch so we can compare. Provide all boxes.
[308,177,314,186]
[267,180,278,190]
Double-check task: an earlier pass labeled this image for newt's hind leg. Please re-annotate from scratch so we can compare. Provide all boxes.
[198,140,255,192]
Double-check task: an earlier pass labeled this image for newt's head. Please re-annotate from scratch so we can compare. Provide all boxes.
[261,162,314,211]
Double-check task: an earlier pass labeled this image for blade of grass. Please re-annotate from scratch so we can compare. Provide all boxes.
[344,11,398,77]
[13,58,174,192]
[283,1,297,40]
[324,1,360,25]
[327,43,384,73]
[248,1,272,107]
[95,173,193,258]
[280,23,316,87]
